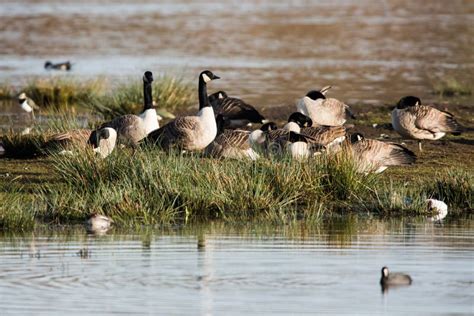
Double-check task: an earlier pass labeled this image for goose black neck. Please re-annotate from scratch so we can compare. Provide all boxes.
[143,80,153,111]
[198,77,210,110]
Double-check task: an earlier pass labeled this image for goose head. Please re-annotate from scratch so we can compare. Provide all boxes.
[305,90,326,101]
[143,70,154,84]
[288,131,308,143]
[396,96,421,109]
[18,92,27,103]
[288,112,313,128]
[350,133,364,144]
[88,127,117,158]
[381,266,389,278]
[208,90,228,105]
[260,122,278,132]
[249,122,277,146]
[200,70,220,83]
[44,61,53,69]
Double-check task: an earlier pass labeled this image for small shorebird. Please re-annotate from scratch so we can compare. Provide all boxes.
[18,92,40,120]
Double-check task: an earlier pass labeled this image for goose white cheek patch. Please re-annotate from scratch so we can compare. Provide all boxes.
[202,74,212,83]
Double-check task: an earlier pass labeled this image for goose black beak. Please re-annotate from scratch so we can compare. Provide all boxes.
[213,75,221,80]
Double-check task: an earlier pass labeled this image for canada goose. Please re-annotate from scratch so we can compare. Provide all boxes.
[427,199,448,221]
[248,121,278,149]
[350,133,416,174]
[380,266,412,289]
[87,127,117,158]
[208,90,228,105]
[99,71,158,148]
[208,90,266,128]
[85,214,113,234]
[146,70,220,151]
[18,92,40,120]
[43,129,92,155]
[392,96,462,151]
[44,60,72,71]
[287,112,347,151]
[297,89,355,126]
[204,115,259,160]
[263,113,324,158]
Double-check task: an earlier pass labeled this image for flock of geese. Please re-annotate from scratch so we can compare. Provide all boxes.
[18,69,462,176]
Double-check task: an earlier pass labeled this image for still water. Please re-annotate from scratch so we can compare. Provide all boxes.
[0,217,472,315]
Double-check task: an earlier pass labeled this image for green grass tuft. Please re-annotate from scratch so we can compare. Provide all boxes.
[432,78,472,97]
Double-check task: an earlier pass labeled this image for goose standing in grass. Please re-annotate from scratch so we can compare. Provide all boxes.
[208,90,266,128]
[146,70,220,151]
[427,199,448,221]
[18,93,40,120]
[204,115,259,160]
[349,133,416,174]
[98,71,158,149]
[297,89,355,126]
[43,129,92,155]
[380,266,412,291]
[85,214,113,234]
[44,60,72,71]
[87,127,117,158]
[392,96,462,152]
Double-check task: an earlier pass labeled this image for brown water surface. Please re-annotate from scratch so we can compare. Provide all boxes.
[0,0,473,108]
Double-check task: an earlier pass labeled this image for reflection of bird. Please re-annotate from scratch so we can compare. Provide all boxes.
[146,70,220,151]
[427,199,448,221]
[98,71,159,149]
[87,127,117,158]
[208,90,266,128]
[349,133,416,174]
[18,92,40,120]
[380,266,412,291]
[391,96,462,152]
[297,89,355,126]
[43,129,92,155]
[85,214,113,235]
[44,60,72,71]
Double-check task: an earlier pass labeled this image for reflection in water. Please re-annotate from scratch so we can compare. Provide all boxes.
[0,216,472,314]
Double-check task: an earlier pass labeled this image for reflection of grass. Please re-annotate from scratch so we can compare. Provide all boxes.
[432,78,472,97]
[0,190,36,231]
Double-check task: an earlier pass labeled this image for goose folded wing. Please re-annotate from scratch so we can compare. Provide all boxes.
[414,106,461,133]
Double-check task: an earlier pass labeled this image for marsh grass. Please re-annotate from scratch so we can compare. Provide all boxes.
[23,77,106,109]
[38,148,384,226]
[1,113,94,158]
[0,191,36,231]
[1,132,47,158]
[0,145,472,231]
[86,75,193,120]
[0,74,193,118]
[423,169,473,211]
[432,78,472,97]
